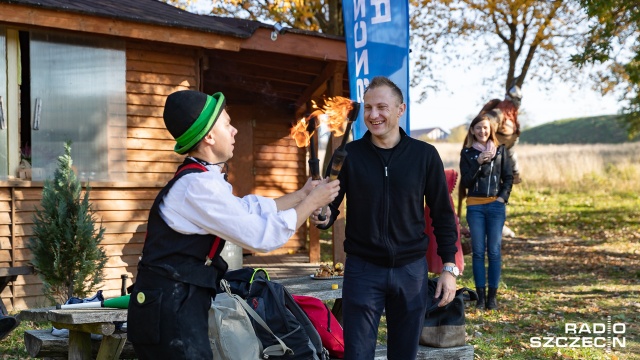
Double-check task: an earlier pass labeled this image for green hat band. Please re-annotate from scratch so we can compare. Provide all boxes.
[174,92,225,154]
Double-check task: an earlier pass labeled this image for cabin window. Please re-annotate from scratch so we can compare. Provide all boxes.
[27,32,127,181]
[0,28,127,181]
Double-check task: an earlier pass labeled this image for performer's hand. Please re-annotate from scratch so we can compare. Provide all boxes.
[307,178,340,209]
[300,177,321,196]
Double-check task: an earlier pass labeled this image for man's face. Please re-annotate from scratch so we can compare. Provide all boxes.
[211,109,237,161]
[363,85,405,143]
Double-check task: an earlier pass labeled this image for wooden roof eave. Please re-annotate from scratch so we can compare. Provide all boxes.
[237,28,348,115]
[0,3,242,51]
[240,28,347,63]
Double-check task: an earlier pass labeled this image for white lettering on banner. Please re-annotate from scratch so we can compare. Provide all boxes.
[354,21,367,49]
[354,0,366,20]
[371,0,391,24]
[356,78,370,104]
[355,49,369,77]
[351,0,393,102]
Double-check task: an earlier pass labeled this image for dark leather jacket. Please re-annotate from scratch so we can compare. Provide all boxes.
[459,144,513,202]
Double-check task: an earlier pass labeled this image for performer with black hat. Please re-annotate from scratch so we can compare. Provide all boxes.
[127,90,340,359]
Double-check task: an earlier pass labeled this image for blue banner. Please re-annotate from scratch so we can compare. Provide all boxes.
[342,0,411,139]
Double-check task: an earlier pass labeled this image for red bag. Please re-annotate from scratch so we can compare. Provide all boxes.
[293,295,345,358]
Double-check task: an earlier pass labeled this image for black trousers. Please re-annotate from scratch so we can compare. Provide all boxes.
[127,269,214,359]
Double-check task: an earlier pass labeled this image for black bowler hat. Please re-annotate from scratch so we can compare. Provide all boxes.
[163,90,226,154]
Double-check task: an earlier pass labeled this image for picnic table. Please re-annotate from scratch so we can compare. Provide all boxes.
[19,307,129,359]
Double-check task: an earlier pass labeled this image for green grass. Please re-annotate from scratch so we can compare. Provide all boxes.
[454,187,640,359]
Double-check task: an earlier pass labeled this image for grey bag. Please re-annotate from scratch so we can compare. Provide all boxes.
[209,279,292,359]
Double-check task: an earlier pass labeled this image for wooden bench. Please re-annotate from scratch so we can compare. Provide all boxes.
[24,329,137,359]
[0,266,34,315]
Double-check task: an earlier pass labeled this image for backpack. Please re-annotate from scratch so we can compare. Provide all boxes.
[209,280,263,359]
[293,295,345,358]
[225,268,329,360]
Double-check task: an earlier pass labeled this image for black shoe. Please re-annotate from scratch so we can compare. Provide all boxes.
[0,315,19,340]
[476,287,486,309]
[486,287,498,310]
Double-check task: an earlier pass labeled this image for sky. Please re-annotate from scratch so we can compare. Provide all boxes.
[408,64,622,132]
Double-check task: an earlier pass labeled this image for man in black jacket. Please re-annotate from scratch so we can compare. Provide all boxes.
[317,76,459,359]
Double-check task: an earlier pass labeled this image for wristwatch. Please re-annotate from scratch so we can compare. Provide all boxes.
[442,264,460,277]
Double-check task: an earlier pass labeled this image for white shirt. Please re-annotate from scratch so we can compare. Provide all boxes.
[159,164,297,253]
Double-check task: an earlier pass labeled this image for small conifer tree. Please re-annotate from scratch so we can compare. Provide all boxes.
[28,142,107,304]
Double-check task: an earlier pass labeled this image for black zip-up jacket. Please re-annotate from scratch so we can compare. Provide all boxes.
[459,144,513,202]
[320,129,457,267]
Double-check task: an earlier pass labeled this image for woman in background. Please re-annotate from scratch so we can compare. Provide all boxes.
[459,114,513,310]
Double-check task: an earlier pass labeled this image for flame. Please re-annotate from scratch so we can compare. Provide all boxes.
[290,117,312,147]
[290,96,355,147]
[315,96,354,137]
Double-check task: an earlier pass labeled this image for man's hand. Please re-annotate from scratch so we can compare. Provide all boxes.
[310,207,331,226]
[434,264,457,307]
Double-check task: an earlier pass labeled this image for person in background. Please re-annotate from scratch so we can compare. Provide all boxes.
[318,76,459,359]
[491,85,522,185]
[127,90,340,359]
[459,85,522,238]
[459,113,513,310]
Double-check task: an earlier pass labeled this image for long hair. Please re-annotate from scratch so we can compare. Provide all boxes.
[463,114,500,148]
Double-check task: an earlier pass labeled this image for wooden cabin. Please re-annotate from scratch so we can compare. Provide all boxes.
[0,0,349,311]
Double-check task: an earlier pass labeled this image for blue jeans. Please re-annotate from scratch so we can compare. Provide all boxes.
[342,255,429,360]
[466,201,506,289]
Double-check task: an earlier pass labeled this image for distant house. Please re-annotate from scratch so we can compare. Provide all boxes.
[411,127,450,141]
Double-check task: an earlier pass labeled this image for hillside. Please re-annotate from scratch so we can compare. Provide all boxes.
[519,115,639,144]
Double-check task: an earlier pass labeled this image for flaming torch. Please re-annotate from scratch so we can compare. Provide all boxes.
[290,110,326,180]
[290,96,360,220]
[317,99,360,220]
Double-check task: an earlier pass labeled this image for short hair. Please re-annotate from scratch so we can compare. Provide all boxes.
[364,76,404,104]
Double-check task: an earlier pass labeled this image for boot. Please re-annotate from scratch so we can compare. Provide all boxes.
[486,287,498,310]
[476,287,486,309]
